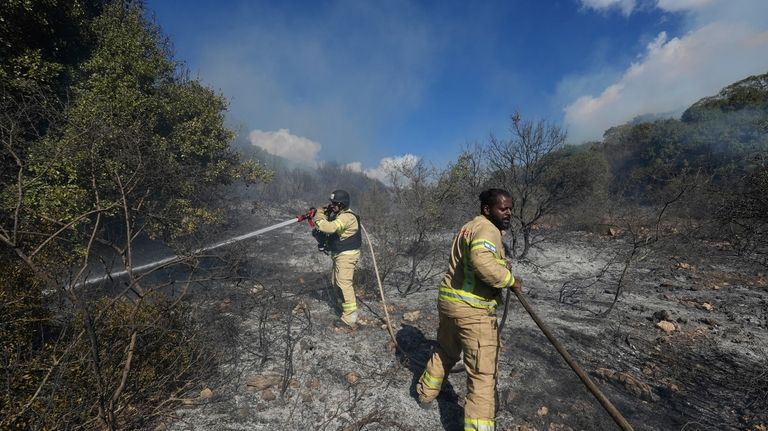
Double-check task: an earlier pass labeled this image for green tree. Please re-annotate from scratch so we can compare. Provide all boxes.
[1,2,271,429]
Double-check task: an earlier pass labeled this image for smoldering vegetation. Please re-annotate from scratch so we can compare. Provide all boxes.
[2,2,767,429]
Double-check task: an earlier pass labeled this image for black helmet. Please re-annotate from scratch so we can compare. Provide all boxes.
[329,189,350,208]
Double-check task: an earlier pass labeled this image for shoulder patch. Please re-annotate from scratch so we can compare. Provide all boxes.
[482,240,497,253]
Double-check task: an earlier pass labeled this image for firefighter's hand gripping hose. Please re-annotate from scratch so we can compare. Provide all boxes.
[297,208,317,228]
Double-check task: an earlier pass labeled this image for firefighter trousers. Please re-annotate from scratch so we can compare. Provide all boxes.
[417,300,499,430]
[332,252,360,323]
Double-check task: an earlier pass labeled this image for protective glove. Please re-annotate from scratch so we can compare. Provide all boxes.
[298,207,318,228]
[512,276,523,290]
[314,206,330,223]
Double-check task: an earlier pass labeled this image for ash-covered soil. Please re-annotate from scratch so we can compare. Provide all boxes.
[166,207,767,431]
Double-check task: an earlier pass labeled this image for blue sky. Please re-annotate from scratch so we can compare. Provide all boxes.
[146,0,768,180]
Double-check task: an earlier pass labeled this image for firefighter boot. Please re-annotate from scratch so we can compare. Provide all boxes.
[416,382,436,410]
[340,310,358,327]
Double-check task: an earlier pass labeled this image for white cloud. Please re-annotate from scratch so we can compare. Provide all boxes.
[579,0,637,15]
[579,0,715,15]
[564,18,768,142]
[345,162,363,172]
[248,128,321,166]
[655,0,715,12]
[363,154,420,183]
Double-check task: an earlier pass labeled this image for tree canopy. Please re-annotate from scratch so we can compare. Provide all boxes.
[1,2,271,428]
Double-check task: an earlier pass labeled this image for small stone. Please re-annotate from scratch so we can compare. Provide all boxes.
[261,388,276,401]
[656,320,676,333]
[345,371,360,385]
[537,406,549,417]
[292,303,303,314]
[700,302,714,311]
[246,374,281,390]
[669,383,679,393]
[403,310,421,322]
[199,388,213,399]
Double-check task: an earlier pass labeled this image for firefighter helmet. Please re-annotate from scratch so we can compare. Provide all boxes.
[329,189,350,208]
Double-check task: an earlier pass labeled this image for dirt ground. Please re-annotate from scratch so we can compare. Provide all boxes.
[166,207,768,431]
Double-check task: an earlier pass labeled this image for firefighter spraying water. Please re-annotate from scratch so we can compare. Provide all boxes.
[309,189,363,329]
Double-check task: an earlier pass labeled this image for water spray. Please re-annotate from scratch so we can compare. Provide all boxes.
[80,215,310,287]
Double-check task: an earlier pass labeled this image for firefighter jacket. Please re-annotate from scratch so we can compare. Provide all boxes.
[438,215,516,309]
[314,208,361,257]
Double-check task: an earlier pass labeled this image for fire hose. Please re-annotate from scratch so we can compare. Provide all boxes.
[504,288,634,430]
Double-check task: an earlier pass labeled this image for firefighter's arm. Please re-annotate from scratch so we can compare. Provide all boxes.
[335,212,358,240]
[314,210,346,235]
[469,237,515,289]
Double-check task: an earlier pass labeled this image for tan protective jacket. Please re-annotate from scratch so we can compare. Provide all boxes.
[438,215,516,309]
[314,208,361,257]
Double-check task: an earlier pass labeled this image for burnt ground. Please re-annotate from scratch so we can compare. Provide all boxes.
[163,206,768,431]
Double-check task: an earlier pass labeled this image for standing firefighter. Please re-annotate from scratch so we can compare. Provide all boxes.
[417,188,522,431]
[312,189,362,328]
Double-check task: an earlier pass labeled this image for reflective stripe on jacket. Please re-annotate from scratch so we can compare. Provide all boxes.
[438,215,515,309]
[314,209,361,257]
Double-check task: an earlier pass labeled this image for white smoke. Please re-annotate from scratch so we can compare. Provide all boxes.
[362,154,420,183]
[248,128,321,166]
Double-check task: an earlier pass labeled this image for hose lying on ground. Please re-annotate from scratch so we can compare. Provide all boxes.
[510,287,634,431]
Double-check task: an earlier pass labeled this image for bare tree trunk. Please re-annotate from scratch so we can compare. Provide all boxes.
[520,226,532,260]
